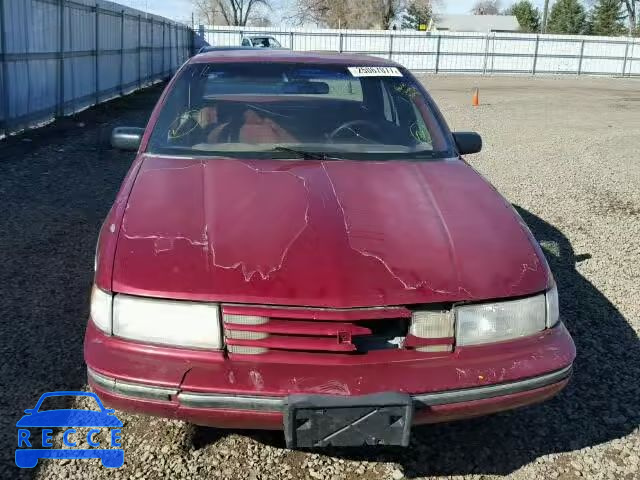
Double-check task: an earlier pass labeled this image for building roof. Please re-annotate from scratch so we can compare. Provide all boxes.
[433,14,521,32]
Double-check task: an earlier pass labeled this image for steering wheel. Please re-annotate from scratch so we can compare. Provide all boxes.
[168,110,201,140]
[328,120,382,144]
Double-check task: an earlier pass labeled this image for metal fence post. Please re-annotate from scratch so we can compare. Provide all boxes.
[150,17,154,81]
[482,32,490,75]
[162,21,166,77]
[434,35,442,74]
[171,23,175,70]
[138,14,142,89]
[338,32,343,53]
[94,2,100,105]
[120,9,125,95]
[57,0,65,117]
[388,32,394,60]
[577,39,585,75]
[198,24,204,54]
[531,34,540,75]
[0,0,8,136]
[622,39,631,76]
[289,31,294,49]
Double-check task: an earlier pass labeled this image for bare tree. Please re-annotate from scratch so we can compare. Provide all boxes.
[293,0,410,29]
[250,15,273,26]
[621,0,638,34]
[381,0,401,29]
[471,0,502,15]
[194,0,272,26]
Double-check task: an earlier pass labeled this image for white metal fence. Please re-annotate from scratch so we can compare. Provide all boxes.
[0,0,193,139]
[199,25,640,77]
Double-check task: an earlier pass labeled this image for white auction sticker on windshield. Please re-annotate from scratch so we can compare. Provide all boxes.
[348,66,403,77]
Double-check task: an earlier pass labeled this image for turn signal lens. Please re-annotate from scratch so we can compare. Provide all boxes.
[416,345,451,353]
[546,283,560,328]
[90,285,113,334]
[410,311,454,338]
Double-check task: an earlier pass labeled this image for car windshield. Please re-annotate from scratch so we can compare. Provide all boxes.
[251,37,278,47]
[147,62,455,161]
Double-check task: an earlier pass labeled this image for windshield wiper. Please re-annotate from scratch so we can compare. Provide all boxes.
[272,146,342,161]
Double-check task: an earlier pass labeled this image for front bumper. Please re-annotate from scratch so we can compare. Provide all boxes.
[88,364,572,429]
[85,320,575,431]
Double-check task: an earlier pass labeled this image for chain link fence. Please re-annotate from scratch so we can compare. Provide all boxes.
[0,0,193,139]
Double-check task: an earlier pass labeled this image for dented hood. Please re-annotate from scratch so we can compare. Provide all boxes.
[112,155,548,307]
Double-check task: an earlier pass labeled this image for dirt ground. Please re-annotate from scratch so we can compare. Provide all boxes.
[1,74,638,480]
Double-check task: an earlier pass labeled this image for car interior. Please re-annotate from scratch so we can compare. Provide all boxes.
[150,63,444,154]
[242,37,282,48]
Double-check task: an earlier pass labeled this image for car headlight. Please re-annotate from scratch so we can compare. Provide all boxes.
[113,294,222,349]
[89,286,222,349]
[456,288,559,346]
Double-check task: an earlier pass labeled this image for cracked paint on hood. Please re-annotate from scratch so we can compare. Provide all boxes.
[111,154,549,307]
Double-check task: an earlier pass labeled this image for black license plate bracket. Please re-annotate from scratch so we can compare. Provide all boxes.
[283,392,413,448]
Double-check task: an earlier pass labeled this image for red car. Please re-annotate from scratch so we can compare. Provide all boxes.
[85,50,575,448]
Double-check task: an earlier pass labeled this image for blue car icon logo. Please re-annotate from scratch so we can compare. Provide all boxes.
[16,391,124,468]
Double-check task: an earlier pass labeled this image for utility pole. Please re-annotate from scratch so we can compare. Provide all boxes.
[623,0,637,36]
[541,0,550,33]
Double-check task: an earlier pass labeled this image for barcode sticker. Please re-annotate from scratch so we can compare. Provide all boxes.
[347,66,403,77]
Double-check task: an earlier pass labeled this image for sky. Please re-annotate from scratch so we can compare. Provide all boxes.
[117,0,551,25]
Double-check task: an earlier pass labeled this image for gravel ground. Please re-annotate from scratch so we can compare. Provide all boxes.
[1,75,639,480]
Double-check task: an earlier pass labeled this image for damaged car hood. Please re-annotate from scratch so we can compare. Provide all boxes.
[112,155,549,307]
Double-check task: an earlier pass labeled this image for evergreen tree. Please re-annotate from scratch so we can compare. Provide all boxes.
[505,0,541,32]
[590,0,626,36]
[547,0,587,34]
[402,1,433,30]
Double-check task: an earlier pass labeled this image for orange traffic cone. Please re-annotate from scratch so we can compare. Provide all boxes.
[472,88,480,107]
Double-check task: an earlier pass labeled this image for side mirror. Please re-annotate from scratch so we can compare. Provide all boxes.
[453,132,482,155]
[111,127,144,151]
[24,409,34,415]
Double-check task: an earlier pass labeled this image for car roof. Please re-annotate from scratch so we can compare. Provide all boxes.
[198,46,262,52]
[190,49,402,68]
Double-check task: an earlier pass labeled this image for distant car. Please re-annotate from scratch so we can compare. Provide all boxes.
[241,36,282,48]
[87,50,575,449]
[16,391,123,468]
